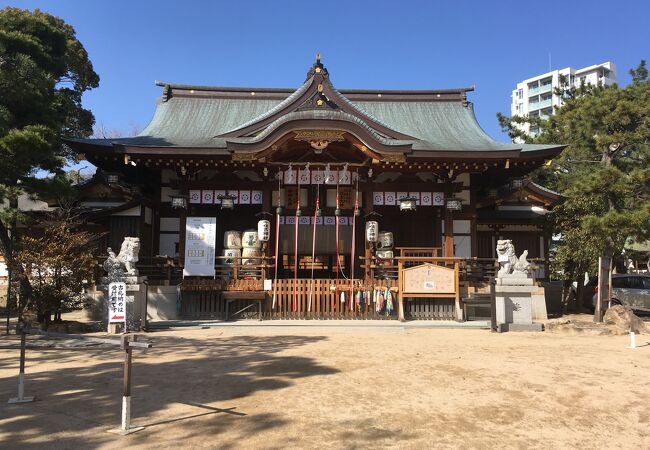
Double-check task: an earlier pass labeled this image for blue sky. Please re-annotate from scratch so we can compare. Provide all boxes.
[5,0,650,171]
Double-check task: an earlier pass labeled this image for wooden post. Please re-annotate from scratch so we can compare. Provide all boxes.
[110,334,145,435]
[178,208,187,268]
[443,187,454,257]
[594,257,605,323]
[140,280,149,331]
[454,261,462,321]
[397,259,405,321]
[608,258,613,310]
[489,277,497,332]
[8,327,34,403]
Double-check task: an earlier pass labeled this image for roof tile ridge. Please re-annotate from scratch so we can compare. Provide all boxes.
[326,82,407,139]
[218,77,313,136]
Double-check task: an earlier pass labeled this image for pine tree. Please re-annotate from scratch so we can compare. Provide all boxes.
[0,7,99,254]
[498,62,650,318]
[0,7,99,314]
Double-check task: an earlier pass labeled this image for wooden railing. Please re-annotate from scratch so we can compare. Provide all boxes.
[361,256,498,284]
[181,278,263,291]
[213,256,273,281]
[397,247,442,258]
[137,256,182,284]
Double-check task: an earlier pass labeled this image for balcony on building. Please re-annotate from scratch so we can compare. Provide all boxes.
[528,78,553,97]
[540,107,553,120]
[528,97,552,112]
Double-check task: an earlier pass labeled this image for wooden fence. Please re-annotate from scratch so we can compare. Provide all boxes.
[266,278,399,320]
[180,277,458,320]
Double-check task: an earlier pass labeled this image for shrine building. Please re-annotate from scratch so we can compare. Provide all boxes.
[66,56,564,321]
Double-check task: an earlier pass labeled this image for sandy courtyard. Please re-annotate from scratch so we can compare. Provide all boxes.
[1,324,649,449]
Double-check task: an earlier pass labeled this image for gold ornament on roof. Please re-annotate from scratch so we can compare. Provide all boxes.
[294,129,345,154]
[381,153,407,163]
[232,152,258,161]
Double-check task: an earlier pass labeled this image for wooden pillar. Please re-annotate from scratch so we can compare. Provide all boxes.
[178,175,189,267]
[178,207,187,267]
[469,175,478,257]
[454,261,461,321]
[397,259,405,321]
[444,213,454,257]
[363,185,374,282]
[262,180,272,281]
[443,180,454,257]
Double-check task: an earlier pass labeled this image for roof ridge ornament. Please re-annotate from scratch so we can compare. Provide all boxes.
[306,52,328,81]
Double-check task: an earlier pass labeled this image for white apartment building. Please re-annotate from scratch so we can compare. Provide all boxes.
[511,62,616,136]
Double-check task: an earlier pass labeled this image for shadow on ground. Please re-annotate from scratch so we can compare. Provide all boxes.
[0,333,336,449]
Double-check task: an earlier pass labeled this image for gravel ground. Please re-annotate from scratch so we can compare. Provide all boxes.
[1,325,649,449]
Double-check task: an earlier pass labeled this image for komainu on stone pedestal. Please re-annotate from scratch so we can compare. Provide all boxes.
[103,248,125,283]
[117,237,140,276]
[496,239,532,277]
[102,237,141,282]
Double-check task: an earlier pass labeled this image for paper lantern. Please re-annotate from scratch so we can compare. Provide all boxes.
[445,198,462,211]
[399,196,417,211]
[257,220,271,242]
[365,221,379,242]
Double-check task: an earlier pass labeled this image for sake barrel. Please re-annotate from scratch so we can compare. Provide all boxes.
[223,231,242,249]
[242,229,261,248]
[376,250,394,260]
[257,219,271,242]
[375,250,394,267]
[223,249,241,265]
[377,231,393,250]
[365,221,379,243]
[242,247,262,265]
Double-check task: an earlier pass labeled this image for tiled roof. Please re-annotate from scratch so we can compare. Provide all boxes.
[66,61,564,156]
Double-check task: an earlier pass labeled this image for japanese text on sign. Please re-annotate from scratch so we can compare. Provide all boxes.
[108,282,127,324]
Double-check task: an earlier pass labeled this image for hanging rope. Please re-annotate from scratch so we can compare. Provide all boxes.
[292,166,301,312]
[272,170,281,310]
[349,170,359,311]
[308,171,320,313]
[335,169,340,309]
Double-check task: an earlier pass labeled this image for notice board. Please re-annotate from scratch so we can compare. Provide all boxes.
[183,217,217,277]
[401,263,456,295]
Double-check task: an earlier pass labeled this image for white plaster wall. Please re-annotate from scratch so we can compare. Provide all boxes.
[159,217,180,232]
[159,234,179,257]
[147,286,180,320]
[453,236,472,257]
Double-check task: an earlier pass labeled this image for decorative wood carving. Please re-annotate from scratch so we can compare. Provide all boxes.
[381,153,407,163]
[232,152,258,161]
[294,129,345,151]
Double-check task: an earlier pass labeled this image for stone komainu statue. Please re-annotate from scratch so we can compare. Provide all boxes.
[496,239,532,277]
[103,237,141,280]
[117,237,140,276]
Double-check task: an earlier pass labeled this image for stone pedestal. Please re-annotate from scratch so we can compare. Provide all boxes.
[85,277,148,333]
[495,275,546,332]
